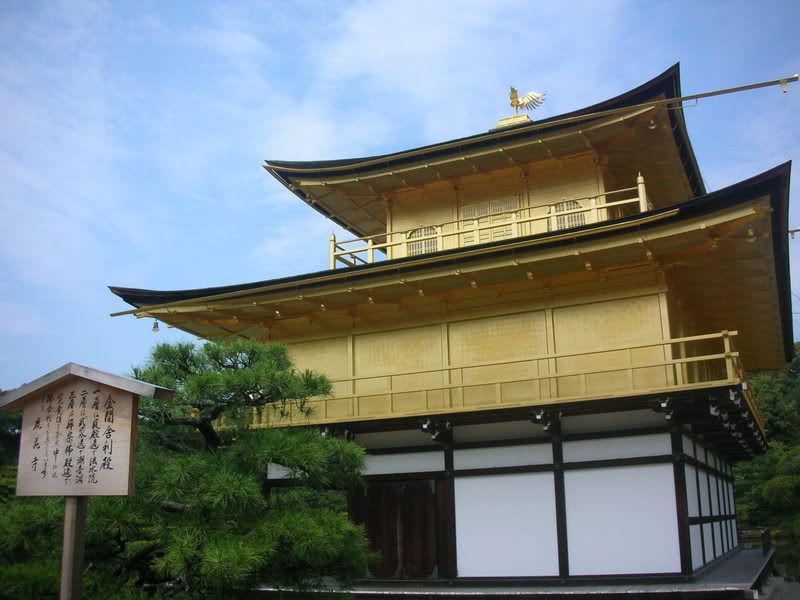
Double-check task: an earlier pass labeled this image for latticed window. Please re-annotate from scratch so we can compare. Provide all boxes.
[490,198,518,215]
[461,198,519,245]
[551,200,586,231]
[407,226,438,256]
[462,203,490,221]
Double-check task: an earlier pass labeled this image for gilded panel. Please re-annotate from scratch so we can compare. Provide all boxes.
[449,311,547,364]
[553,295,665,396]
[449,311,547,407]
[288,337,349,378]
[528,155,599,209]
[354,325,443,377]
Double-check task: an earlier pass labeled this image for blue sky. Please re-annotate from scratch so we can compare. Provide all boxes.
[1,0,799,390]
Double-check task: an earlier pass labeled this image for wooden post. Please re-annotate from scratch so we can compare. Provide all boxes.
[627,347,635,391]
[722,330,734,381]
[60,496,88,600]
[637,173,648,213]
[329,233,336,270]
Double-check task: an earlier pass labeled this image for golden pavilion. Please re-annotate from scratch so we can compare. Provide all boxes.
[111,65,792,586]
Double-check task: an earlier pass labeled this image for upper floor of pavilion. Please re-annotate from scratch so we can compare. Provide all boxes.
[265,65,704,268]
[109,67,793,454]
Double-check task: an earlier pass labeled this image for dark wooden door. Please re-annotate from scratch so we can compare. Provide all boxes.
[351,479,439,579]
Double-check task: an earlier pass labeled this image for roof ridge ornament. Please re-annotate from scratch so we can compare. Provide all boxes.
[493,86,546,130]
[510,87,546,114]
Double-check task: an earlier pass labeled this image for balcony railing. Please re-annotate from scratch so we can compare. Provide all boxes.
[329,175,652,269]
[250,330,756,427]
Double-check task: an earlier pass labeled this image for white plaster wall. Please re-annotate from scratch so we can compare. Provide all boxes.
[719,477,729,514]
[722,522,730,553]
[355,429,434,449]
[561,409,666,434]
[699,471,711,516]
[685,465,699,517]
[365,451,443,475]
[453,420,547,443]
[454,444,552,469]
[565,464,681,575]
[562,433,671,463]
[703,523,714,562]
[682,434,694,457]
[690,525,704,570]
[454,473,559,576]
[727,481,735,515]
[710,475,720,515]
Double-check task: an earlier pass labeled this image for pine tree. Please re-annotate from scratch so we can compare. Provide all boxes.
[0,340,371,599]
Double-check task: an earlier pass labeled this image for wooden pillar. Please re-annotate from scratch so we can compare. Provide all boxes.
[670,424,692,576]
[637,173,648,213]
[551,417,569,578]
[329,233,336,270]
[722,331,734,381]
[60,496,88,600]
[438,439,457,578]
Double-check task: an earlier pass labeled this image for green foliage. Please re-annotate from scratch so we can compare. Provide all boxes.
[0,462,18,504]
[0,411,21,465]
[0,339,370,599]
[134,341,331,436]
[0,558,60,599]
[735,343,800,534]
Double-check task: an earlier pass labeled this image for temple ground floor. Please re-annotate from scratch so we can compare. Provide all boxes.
[264,388,766,596]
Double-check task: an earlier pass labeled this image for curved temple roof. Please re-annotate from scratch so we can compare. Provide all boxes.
[110,162,792,369]
[264,64,705,239]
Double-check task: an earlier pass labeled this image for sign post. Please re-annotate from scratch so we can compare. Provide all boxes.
[60,496,87,600]
[0,363,173,600]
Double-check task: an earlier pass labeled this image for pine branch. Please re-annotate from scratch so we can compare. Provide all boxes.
[161,501,193,512]
[166,415,201,428]
[126,542,160,566]
[165,403,225,448]
[152,430,192,453]
[196,420,222,448]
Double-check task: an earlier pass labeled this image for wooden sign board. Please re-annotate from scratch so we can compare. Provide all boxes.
[0,362,173,498]
[0,363,173,600]
[16,379,138,496]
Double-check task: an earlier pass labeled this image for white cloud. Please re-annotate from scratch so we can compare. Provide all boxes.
[311,0,634,142]
[0,2,151,296]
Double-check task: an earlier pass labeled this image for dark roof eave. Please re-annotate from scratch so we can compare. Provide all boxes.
[265,64,689,175]
[264,64,705,238]
[111,163,791,363]
[265,65,703,189]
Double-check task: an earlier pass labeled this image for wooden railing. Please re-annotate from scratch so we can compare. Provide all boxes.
[329,175,652,269]
[727,334,764,425]
[250,330,756,427]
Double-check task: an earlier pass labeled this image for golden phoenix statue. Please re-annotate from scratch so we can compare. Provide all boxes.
[509,87,546,114]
